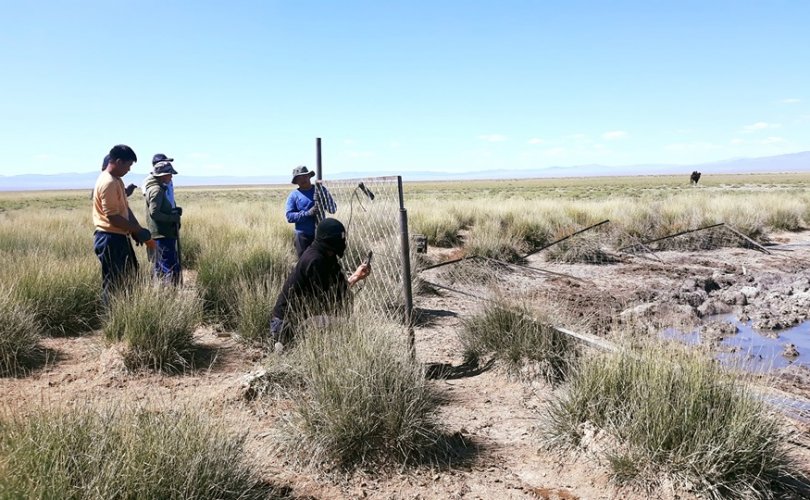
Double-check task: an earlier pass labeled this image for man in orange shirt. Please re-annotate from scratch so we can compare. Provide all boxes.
[92,144,152,305]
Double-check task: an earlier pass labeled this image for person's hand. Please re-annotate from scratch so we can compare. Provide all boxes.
[172,206,183,217]
[132,227,152,245]
[270,317,284,336]
[355,262,371,280]
[306,205,319,217]
[125,184,138,197]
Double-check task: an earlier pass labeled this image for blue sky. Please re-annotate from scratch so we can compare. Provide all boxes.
[1,0,808,178]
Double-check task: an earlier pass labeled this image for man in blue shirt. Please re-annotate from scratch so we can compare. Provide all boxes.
[285,165,336,257]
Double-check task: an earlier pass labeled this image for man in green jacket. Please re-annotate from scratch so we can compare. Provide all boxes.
[143,161,183,284]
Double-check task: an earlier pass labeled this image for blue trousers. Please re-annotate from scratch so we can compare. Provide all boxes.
[154,238,180,285]
[94,231,137,306]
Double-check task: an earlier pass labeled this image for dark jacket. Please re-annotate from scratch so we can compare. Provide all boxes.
[272,239,349,321]
[143,175,180,239]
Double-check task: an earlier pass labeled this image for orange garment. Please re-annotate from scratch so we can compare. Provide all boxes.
[92,171,130,234]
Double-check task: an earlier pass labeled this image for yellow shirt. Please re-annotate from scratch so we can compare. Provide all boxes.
[92,171,130,234]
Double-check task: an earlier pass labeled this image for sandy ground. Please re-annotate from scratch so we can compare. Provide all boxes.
[3,231,810,499]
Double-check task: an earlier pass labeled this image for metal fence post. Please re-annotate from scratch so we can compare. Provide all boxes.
[397,176,415,353]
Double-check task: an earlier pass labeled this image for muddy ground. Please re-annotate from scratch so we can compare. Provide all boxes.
[3,231,810,499]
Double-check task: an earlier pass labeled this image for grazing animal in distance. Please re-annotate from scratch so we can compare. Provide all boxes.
[690,171,701,185]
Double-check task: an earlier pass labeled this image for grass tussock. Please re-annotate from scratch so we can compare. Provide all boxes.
[8,256,100,336]
[543,344,806,498]
[103,283,202,371]
[460,305,576,384]
[0,405,270,499]
[196,244,291,327]
[544,235,619,264]
[0,288,43,376]
[235,276,282,344]
[277,314,446,469]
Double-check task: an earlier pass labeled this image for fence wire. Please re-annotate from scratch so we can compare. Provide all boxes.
[317,176,411,323]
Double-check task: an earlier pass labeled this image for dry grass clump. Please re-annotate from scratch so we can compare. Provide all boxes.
[235,276,282,344]
[7,256,101,336]
[544,235,619,264]
[276,313,447,469]
[196,242,291,327]
[460,304,577,384]
[0,404,271,499]
[0,287,43,376]
[543,344,806,498]
[103,282,203,371]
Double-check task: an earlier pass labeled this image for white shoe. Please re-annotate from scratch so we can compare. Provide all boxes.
[274,341,285,354]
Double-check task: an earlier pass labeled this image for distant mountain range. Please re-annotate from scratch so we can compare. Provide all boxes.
[1,151,809,191]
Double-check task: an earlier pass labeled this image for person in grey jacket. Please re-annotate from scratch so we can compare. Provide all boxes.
[143,161,182,284]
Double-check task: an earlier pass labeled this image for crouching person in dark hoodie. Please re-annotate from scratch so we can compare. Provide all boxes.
[143,162,183,285]
[270,218,370,351]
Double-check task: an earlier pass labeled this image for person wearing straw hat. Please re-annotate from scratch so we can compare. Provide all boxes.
[285,165,337,257]
[143,160,183,284]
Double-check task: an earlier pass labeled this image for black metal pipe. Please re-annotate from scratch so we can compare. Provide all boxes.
[316,137,322,181]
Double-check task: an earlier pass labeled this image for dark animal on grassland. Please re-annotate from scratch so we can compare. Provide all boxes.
[690,171,701,184]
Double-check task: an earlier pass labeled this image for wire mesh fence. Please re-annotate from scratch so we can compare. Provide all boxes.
[316,176,413,324]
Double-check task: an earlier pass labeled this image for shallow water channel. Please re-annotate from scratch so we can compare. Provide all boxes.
[664,314,810,372]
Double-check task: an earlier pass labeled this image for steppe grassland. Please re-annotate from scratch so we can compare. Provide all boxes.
[1,172,809,495]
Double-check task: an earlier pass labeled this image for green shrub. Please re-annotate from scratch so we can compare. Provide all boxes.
[0,405,270,499]
[279,314,443,468]
[103,283,202,371]
[544,345,805,497]
[460,305,576,384]
[0,288,43,376]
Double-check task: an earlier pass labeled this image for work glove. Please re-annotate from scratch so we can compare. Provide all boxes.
[172,206,183,217]
[132,227,152,245]
[306,205,319,217]
[125,184,138,197]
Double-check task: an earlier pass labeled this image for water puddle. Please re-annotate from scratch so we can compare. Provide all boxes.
[663,314,810,372]
[664,316,810,420]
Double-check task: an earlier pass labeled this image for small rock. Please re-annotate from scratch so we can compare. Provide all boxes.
[783,344,800,359]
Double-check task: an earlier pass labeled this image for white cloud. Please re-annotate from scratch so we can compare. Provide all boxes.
[189,152,210,160]
[349,151,374,158]
[664,142,720,152]
[780,98,801,104]
[478,134,507,142]
[729,138,744,145]
[742,122,781,133]
[543,147,566,157]
[602,130,628,140]
[760,136,786,145]
[32,154,54,161]
[527,138,544,145]
[565,133,588,140]
[389,141,401,149]
[343,139,356,146]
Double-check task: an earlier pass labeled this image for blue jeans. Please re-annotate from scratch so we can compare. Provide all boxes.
[154,238,180,285]
[94,231,137,306]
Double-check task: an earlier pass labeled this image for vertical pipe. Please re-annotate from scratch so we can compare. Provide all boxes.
[397,176,415,353]
[315,137,322,181]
